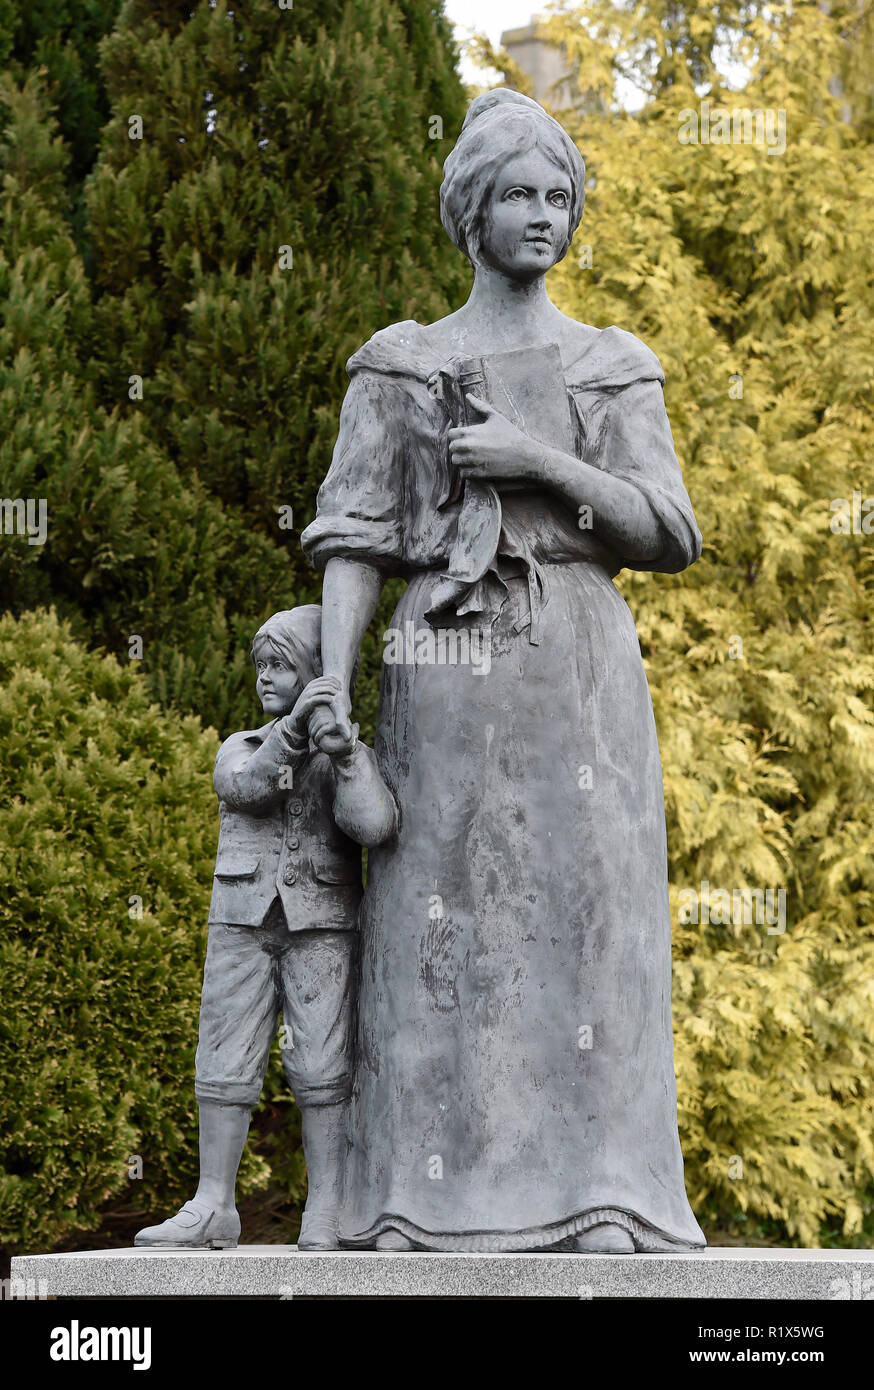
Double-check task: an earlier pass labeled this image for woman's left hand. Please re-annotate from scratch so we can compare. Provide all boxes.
[448,394,544,483]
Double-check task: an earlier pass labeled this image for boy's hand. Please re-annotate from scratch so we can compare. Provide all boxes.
[308,687,355,757]
[281,677,341,741]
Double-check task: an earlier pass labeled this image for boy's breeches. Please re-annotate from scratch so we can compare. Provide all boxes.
[194,901,357,1108]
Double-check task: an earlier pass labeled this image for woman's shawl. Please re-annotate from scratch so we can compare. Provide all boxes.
[301,321,701,629]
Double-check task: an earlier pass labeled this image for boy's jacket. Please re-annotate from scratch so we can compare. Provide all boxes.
[208,720,397,930]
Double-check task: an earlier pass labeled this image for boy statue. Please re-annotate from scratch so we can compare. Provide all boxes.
[135,606,397,1251]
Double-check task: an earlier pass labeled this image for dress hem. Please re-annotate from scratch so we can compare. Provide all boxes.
[339,1206,706,1254]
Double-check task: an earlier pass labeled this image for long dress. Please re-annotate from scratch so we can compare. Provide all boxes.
[301,319,706,1252]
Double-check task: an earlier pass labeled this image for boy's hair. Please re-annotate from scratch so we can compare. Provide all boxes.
[251,605,360,692]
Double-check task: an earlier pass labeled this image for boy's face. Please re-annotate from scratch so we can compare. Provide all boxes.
[253,640,302,717]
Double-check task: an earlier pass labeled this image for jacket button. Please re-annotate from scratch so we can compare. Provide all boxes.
[289,800,303,816]
[283,867,297,886]
[288,836,300,850]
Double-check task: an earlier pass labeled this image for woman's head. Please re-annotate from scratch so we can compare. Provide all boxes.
[440,88,586,275]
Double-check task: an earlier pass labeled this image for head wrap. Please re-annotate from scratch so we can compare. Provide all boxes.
[250,606,322,689]
[440,88,586,266]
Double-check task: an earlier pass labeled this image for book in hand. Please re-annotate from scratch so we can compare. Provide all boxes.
[442,341,577,503]
[427,342,577,621]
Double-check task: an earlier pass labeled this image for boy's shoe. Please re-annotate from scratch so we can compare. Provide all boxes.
[134,1198,241,1249]
[297,1209,340,1251]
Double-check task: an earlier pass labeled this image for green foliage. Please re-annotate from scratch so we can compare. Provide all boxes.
[0,0,122,194]
[1,0,470,740]
[541,0,874,1244]
[83,0,469,732]
[0,610,203,1248]
[0,72,295,736]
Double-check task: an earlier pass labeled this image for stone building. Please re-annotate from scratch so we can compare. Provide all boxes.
[499,21,580,110]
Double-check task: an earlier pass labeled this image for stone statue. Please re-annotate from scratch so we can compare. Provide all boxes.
[135,607,397,1252]
[299,89,706,1253]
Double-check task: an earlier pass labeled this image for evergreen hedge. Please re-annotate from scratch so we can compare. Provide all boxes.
[0,609,299,1252]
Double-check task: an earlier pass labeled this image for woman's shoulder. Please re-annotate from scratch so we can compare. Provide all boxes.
[562,319,665,389]
[551,315,601,368]
[347,319,443,383]
[414,310,468,357]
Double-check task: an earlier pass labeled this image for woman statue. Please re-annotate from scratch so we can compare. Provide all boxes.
[301,89,705,1254]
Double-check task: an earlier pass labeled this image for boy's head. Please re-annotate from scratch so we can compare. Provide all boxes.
[251,606,323,718]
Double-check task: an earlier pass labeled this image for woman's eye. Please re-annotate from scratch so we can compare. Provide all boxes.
[550,192,568,207]
[506,187,527,200]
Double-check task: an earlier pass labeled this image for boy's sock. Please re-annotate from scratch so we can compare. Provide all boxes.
[298,1099,349,1248]
[194,1099,252,1210]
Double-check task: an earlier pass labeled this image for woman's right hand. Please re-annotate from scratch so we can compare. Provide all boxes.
[308,685,354,756]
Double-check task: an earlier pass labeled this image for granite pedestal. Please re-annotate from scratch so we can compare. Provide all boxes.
[11,1247,874,1299]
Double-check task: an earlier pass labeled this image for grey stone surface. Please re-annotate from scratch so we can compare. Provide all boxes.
[130,87,709,1262]
[134,608,398,1254]
[299,86,705,1253]
[12,1247,874,1300]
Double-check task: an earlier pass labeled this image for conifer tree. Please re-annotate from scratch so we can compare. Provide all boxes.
[0,0,122,191]
[2,1,469,735]
[0,73,286,735]
[0,608,221,1252]
[82,0,470,730]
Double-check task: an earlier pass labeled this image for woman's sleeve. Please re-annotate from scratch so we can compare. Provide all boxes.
[594,378,702,574]
[300,371,405,573]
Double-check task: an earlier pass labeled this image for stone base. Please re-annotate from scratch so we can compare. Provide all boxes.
[11,1246,874,1299]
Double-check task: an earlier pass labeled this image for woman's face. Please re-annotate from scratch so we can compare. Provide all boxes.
[476,149,572,280]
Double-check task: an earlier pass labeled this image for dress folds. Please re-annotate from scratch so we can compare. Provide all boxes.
[301,320,705,1251]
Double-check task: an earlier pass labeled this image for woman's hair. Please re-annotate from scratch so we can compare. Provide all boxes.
[440,88,586,267]
[250,605,360,694]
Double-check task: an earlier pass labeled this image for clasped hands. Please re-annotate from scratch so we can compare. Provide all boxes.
[448,393,547,484]
[279,677,357,759]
